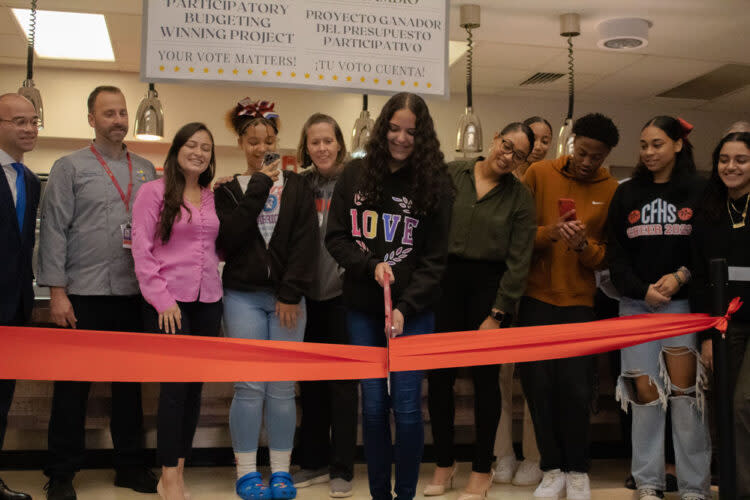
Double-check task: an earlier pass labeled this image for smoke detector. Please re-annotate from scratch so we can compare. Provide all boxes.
[597,18,652,50]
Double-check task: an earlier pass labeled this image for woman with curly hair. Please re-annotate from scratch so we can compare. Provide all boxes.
[215,98,318,500]
[326,92,454,500]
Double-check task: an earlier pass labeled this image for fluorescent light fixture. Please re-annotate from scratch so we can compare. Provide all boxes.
[449,40,469,66]
[12,9,115,61]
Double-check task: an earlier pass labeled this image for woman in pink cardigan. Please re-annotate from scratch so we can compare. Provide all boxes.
[132,122,222,500]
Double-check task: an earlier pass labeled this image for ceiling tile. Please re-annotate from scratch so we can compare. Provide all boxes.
[471,42,566,71]
[640,96,709,110]
[584,56,723,98]
[0,7,21,34]
[540,49,645,76]
[696,85,750,112]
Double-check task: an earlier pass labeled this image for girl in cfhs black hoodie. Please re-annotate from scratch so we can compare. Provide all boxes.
[607,116,709,499]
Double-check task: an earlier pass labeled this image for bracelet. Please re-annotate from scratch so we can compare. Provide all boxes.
[672,272,684,287]
[678,266,691,283]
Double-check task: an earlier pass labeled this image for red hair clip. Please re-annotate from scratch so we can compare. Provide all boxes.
[677,117,694,138]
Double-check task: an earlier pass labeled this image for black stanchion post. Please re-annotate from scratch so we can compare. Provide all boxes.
[709,258,736,499]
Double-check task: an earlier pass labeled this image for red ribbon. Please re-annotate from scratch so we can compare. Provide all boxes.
[714,296,743,336]
[0,300,741,382]
[677,117,694,138]
[236,98,278,120]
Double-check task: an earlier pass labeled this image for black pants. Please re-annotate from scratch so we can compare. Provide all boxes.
[0,303,25,451]
[726,320,750,498]
[142,299,223,467]
[297,296,358,481]
[428,256,505,473]
[45,295,146,479]
[517,296,595,473]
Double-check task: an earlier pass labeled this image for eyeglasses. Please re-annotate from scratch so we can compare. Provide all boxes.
[0,117,42,128]
[498,139,529,163]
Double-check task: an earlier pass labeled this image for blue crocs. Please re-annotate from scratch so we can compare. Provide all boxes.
[236,472,271,500]
[270,471,297,499]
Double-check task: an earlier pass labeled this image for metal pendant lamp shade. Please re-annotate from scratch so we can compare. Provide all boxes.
[18,0,43,129]
[18,79,43,129]
[351,94,374,159]
[134,83,165,141]
[455,4,482,155]
[556,13,580,157]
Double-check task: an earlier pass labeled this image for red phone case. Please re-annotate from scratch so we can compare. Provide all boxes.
[558,198,576,220]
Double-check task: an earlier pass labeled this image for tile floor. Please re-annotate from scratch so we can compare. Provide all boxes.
[0,460,717,499]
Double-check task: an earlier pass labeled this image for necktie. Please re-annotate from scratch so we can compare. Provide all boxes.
[10,162,26,231]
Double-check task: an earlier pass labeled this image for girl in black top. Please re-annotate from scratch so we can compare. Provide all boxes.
[326,92,453,500]
[691,132,750,498]
[607,116,710,500]
[215,98,318,500]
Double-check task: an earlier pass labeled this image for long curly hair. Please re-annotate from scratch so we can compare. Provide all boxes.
[158,122,216,243]
[358,92,452,214]
[700,132,750,221]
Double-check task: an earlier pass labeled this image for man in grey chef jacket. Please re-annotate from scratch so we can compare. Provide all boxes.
[37,86,157,500]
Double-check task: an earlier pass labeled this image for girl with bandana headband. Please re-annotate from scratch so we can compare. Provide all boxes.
[215,98,319,500]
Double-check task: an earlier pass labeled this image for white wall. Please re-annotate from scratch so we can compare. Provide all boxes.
[2,64,748,176]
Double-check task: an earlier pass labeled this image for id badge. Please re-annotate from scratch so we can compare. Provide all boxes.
[121,223,132,249]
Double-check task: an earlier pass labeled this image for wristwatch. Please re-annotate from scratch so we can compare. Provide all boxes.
[490,309,513,328]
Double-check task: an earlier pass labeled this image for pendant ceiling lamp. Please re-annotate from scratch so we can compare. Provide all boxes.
[134,83,165,141]
[556,13,580,157]
[351,94,374,159]
[17,0,43,129]
[455,4,482,155]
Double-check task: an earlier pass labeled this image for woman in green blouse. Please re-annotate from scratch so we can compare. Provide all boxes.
[425,122,537,500]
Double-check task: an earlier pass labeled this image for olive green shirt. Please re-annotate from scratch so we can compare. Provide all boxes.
[447,159,536,313]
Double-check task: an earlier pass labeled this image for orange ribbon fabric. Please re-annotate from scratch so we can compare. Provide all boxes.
[0,298,740,382]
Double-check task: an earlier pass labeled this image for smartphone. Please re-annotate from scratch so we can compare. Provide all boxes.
[263,152,280,166]
[558,198,576,221]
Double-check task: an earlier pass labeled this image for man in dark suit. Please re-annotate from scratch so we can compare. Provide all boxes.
[0,93,41,500]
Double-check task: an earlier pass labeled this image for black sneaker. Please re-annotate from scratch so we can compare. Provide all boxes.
[114,466,158,493]
[44,477,76,500]
[666,473,678,492]
[0,476,32,500]
[625,474,636,490]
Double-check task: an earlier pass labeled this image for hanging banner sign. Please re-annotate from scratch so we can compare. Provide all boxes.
[140,0,450,97]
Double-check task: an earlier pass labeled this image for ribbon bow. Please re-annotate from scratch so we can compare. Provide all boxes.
[677,117,694,139]
[236,98,279,120]
[714,296,743,336]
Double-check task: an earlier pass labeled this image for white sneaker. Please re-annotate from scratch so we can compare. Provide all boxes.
[493,455,519,483]
[533,469,566,499]
[512,459,543,486]
[565,472,591,500]
[637,488,664,500]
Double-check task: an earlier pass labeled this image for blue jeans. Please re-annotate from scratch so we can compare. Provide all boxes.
[617,297,710,498]
[223,289,306,454]
[347,309,434,500]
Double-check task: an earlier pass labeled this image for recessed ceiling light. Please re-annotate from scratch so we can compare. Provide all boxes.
[12,9,115,61]
[597,18,652,51]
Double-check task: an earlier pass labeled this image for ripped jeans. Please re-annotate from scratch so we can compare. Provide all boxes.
[617,297,711,498]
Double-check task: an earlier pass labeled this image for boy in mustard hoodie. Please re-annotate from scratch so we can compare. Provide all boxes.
[518,113,620,500]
